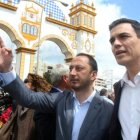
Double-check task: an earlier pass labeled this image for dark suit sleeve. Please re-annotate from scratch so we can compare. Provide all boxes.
[3,76,63,112]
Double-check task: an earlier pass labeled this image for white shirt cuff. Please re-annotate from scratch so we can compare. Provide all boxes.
[0,69,16,87]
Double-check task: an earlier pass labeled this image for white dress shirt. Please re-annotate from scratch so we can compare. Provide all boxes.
[119,72,140,140]
[72,90,96,140]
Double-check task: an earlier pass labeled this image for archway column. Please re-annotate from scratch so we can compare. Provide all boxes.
[16,47,36,80]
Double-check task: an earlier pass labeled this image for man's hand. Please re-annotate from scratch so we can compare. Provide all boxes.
[0,37,13,73]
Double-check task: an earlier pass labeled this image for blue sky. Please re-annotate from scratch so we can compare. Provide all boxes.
[94,0,140,80]
[104,0,140,21]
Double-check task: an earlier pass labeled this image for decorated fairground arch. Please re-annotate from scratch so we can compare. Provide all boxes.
[0,0,97,80]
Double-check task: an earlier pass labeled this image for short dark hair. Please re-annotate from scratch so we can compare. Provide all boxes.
[109,18,140,38]
[76,53,98,72]
[100,88,107,96]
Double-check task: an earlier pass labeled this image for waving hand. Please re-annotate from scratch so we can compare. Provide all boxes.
[0,37,13,72]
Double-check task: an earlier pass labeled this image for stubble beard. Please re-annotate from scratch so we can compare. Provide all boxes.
[72,80,91,92]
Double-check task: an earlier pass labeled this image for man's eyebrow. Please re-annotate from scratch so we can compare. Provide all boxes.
[109,32,130,43]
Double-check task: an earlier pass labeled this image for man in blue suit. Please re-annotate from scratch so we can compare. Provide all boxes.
[0,37,113,140]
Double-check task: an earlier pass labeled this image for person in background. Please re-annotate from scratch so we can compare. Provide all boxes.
[107,90,115,102]
[100,88,114,104]
[100,88,108,97]
[0,37,113,140]
[13,74,52,140]
[0,89,12,129]
[109,18,140,140]
[12,78,37,140]
[34,64,71,140]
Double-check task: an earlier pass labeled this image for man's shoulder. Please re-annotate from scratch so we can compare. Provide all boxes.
[62,90,73,98]
[53,90,73,101]
[102,96,114,105]
[94,92,112,104]
[113,80,122,88]
[95,93,114,108]
[93,93,113,115]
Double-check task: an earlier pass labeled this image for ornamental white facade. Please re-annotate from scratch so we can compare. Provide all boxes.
[0,0,97,79]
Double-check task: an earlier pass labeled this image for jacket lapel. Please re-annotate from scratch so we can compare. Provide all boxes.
[64,91,74,140]
[78,92,102,140]
[109,81,123,140]
[138,130,140,140]
[110,81,140,140]
[18,106,29,117]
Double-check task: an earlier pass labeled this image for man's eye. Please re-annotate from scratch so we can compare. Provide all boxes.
[69,67,72,71]
[76,67,83,71]
[119,33,130,40]
[121,35,128,39]
[109,38,115,45]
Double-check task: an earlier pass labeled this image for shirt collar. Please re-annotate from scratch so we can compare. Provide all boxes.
[73,90,96,104]
[120,71,140,86]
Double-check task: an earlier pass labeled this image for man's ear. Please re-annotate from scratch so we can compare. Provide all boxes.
[90,71,97,81]
[62,75,68,82]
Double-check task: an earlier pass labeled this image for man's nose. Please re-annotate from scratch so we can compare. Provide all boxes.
[113,38,122,48]
[70,68,76,75]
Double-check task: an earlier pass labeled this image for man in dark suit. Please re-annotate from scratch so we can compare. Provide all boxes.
[34,64,70,140]
[0,37,113,140]
[108,18,140,140]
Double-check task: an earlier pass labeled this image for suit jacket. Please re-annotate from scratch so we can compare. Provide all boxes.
[109,81,140,140]
[13,105,37,140]
[4,77,113,140]
[34,87,60,140]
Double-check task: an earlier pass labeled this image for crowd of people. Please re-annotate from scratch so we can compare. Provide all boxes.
[0,17,140,140]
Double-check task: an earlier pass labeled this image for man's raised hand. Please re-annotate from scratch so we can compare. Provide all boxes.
[0,37,13,72]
